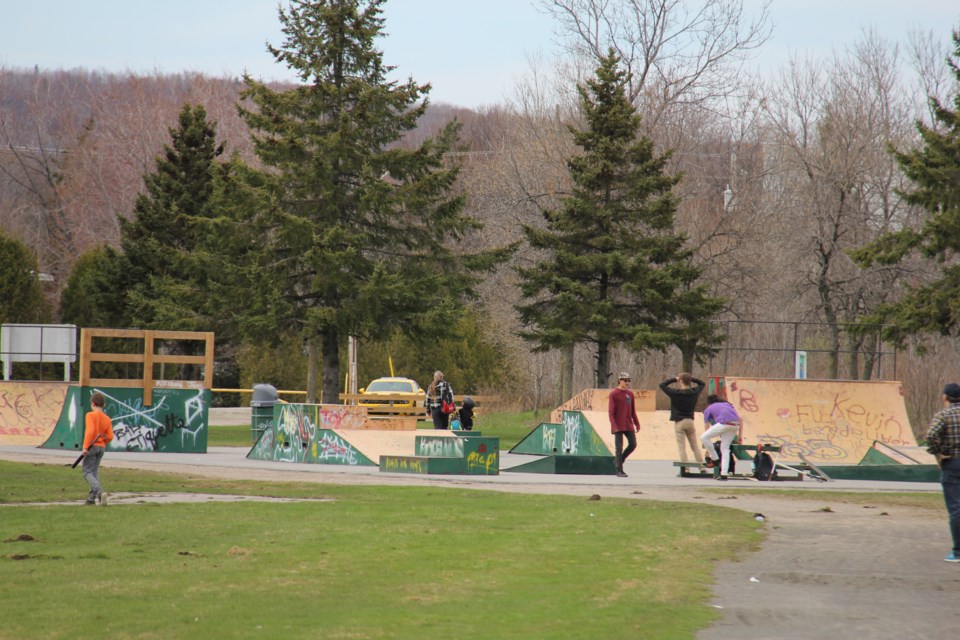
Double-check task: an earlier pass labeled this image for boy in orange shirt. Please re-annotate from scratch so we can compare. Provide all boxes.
[82,392,115,506]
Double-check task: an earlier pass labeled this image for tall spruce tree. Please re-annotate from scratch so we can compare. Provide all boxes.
[118,104,225,331]
[516,50,723,386]
[851,29,960,342]
[238,0,504,403]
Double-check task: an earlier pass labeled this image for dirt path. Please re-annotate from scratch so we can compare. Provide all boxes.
[3,448,959,639]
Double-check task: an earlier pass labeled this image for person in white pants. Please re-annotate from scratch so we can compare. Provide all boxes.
[701,394,742,480]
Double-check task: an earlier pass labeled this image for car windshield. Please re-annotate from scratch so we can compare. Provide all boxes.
[366,380,415,393]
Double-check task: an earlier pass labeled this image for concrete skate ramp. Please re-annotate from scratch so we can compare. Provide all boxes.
[723,378,917,464]
[513,409,703,461]
[247,402,460,465]
[0,382,74,445]
[580,409,704,461]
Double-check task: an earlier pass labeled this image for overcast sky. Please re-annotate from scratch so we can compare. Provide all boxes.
[1,1,957,108]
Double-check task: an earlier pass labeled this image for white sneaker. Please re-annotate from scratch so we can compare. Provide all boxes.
[97,492,108,507]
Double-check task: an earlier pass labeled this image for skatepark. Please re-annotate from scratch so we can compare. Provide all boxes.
[0,431,957,639]
[2,372,958,638]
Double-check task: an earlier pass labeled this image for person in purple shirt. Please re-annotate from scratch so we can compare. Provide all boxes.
[700,394,742,481]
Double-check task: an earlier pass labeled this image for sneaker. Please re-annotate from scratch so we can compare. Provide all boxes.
[716,475,728,481]
[83,500,96,506]
[616,470,628,478]
[97,492,108,507]
[946,552,960,563]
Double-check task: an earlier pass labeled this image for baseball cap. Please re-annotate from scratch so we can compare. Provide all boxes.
[618,371,632,380]
[944,383,960,398]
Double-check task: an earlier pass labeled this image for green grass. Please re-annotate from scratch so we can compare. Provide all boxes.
[208,423,258,447]
[0,460,761,640]
[210,410,544,449]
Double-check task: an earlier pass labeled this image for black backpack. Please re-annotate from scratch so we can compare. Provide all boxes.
[753,445,776,481]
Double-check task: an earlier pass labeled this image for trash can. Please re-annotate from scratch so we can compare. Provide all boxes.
[250,383,279,444]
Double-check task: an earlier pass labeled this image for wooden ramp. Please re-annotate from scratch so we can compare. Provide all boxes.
[722,378,917,464]
[579,409,703,461]
[515,377,919,465]
[0,381,74,445]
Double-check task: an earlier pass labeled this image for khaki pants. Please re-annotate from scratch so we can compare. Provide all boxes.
[674,418,702,463]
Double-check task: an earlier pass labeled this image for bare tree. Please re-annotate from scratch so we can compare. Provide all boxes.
[0,69,84,284]
[761,31,922,378]
[539,0,772,127]
[906,27,955,127]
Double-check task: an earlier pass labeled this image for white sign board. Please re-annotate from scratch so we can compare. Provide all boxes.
[795,350,808,380]
[0,324,77,381]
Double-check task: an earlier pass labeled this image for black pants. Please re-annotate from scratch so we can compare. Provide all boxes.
[614,431,637,468]
[431,407,450,430]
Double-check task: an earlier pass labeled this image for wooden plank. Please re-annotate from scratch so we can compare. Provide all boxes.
[84,328,145,339]
[153,354,207,365]
[203,332,215,388]
[79,328,93,387]
[86,378,144,389]
[88,353,144,363]
[340,392,423,403]
[365,409,425,417]
[143,331,154,406]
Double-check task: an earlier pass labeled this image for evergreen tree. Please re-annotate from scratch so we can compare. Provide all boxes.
[0,231,50,324]
[851,29,960,342]
[59,245,127,328]
[516,50,724,386]
[238,0,506,403]
[119,103,225,331]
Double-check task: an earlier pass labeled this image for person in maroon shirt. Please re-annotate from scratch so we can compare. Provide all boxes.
[608,371,641,477]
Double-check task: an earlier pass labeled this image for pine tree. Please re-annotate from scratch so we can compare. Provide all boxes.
[238,0,505,403]
[119,103,225,331]
[0,231,50,324]
[516,49,724,386]
[59,245,127,328]
[851,29,960,342]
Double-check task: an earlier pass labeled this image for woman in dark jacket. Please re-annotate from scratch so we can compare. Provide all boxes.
[425,370,454,430]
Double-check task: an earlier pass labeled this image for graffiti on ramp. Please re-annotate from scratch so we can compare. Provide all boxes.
[0,382,72,445]
[724,378,917,464]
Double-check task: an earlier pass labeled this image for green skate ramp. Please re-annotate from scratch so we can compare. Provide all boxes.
[246,402,472,467]
[510,411,611,457]
[814,463,940,482]
[505,455,616,475]
[813,440,940,482]
[380,434,500,475]
[41,386,209,453]
[247,403,375,465]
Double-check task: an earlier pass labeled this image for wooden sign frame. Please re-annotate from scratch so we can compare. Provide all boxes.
[79,328,215,406]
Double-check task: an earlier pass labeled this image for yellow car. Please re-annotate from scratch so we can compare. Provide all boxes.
[358,377,426,409]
